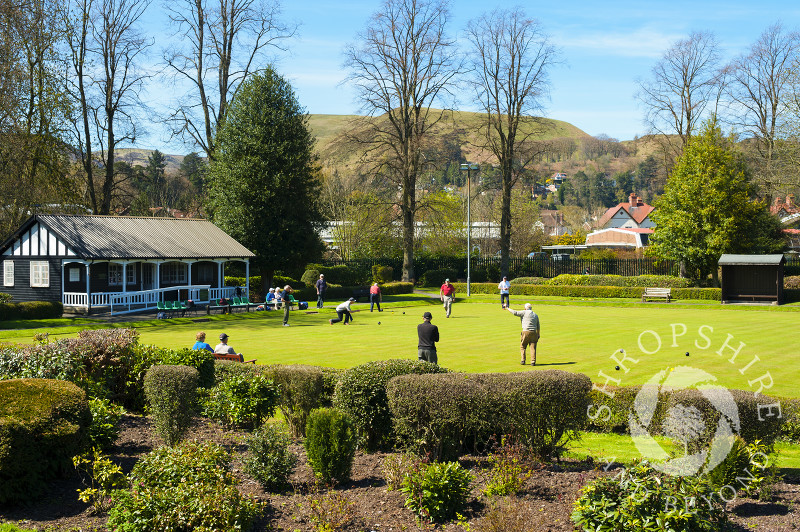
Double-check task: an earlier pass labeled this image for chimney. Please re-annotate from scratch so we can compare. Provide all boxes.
[629,193,637,208]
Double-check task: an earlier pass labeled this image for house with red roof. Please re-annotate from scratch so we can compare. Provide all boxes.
[585,193,655,249]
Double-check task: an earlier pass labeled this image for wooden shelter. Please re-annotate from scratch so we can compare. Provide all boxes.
[719,254,785,304]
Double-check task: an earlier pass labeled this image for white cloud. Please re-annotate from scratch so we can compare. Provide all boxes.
[557,27,684,59]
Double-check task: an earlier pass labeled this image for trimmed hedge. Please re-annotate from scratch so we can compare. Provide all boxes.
[0,301,63,320]
[372,265,394,283]
[262,364,325,437]
[333,359,448,451]
[304,407,357,484]
[419,269,458,287]
[144,365,198,445]
[306,264,369,286]
[452,282,721,300]
[387,370,592,460]
[0,379,91,504]
[548,274,691,288]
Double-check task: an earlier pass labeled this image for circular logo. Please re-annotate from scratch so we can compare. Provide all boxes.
[629,366,740,476]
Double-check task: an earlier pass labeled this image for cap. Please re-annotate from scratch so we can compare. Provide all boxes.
[503,276,508,279]
[348,297,356,301]
[444,278,450,282]
[423,311,433,319]
[219,333,228,340]
[320,274,324,278]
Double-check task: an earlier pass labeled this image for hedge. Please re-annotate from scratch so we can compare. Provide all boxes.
[306,264,370,286]
[547,274,691,288]
[387,370,592,460]
[262,364,325,437]
[419,269,458,287]
[452,282,721,300]
[0,301,63,321]
[144,365,198,445]
[333,359,448,451]
[0,379,91,504]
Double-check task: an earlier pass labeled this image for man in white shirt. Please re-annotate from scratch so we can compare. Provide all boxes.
[498,276,510,308]
[214,333,236,355]
[329,297,356,325]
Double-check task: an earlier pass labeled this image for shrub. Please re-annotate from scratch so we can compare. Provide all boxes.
[243,424,298,492]
[0,292,11,303]
[307,263,370,286]
[375,281,413,295]
[200,373,279,429]
[508,276,547,285]
[333,359,448,451]
[571,462,726,531]
[387,371,591,460]
[779,398,800,442]
[301,268,322,287]
[372,264,394,283]
[400,461,473,523]
[587,384,673,434]
[107,440,262,531]
[158,347,215,389]
[73,448,127,514]
[450,282,721,300]
[784,275,800,289]
[87,396,126,451]
[382,453,419,491]
[262,364,324,436]
[419,268,458,287]
[304,407,357,485]
[483,435,534,497]
[0,379,91,504]
[274,274,304,290]
[0,301,63,320]
[707,437,781,501]
[309,491,356,532]
[144,365,198,446]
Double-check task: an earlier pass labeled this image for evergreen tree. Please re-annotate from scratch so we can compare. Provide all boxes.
[649,119,784,283]
[207,67,325,290]
[180,152,208,195]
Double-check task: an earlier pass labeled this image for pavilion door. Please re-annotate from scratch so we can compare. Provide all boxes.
[142,264,155,290]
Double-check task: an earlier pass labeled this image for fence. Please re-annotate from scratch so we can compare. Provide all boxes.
[321,256,680,281]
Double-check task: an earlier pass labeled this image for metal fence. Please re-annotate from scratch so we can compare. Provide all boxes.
[322,256,800,282]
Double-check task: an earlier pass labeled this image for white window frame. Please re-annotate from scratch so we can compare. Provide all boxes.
[3,260,13,287]
[108,263,123,286]
[68,267,80,282]
[126,264,136,285]
[162,262,187,284]
[30,261,49,287]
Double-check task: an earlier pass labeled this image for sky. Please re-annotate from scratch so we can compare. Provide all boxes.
[139,0,800,154]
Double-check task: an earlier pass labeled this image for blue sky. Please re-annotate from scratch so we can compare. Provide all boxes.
[140,1,800,153]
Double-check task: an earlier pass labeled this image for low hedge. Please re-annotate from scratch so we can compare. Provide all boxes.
[306,264,369,286]
[144,365,199,445]
[262,364,325,437]
[387,370,592,460]
[333,359,448,451]
[0,301,63,320]
[548,274,691,288]
[419,269,458,288]
[452,282,721,300]
[0,379,91,504]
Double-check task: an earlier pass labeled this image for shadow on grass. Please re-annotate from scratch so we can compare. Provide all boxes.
[534,361,576,366]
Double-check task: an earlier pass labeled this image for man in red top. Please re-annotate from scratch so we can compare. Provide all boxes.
[369,282,382,312]
[439,278,455,318]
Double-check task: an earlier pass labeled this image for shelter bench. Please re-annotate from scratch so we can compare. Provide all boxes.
[213,353,256,364]
[642,287,672,302]
[724,294,777,302]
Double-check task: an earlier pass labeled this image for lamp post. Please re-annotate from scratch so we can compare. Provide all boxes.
[460,163,479,296]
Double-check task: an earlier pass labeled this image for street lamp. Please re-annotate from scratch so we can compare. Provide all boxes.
[460,163,479,296]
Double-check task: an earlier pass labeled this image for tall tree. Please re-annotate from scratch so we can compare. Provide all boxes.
[144,149,167,206]
[343,0,460,282]
[207,66,325,290]
[180,151,207,195]
[648,119,784,283]
[65,0,152,214]
[726,23,800,198]
[465,7,557,276]
[163,0,295,160]
[637,31,723,153]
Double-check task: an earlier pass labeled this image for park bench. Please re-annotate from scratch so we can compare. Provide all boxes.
[213,352,257,364]
[642,287,672,302]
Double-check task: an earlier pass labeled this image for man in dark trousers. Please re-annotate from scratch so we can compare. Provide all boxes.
[417,311,439,364]
[315,274,327,309]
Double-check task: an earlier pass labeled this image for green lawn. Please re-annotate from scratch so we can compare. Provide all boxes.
[2,294,798,396]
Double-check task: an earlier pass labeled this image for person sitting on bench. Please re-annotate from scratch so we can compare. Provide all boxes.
[214,333,237,355]
[192,331,213,352]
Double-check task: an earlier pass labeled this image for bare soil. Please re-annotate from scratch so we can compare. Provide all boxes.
[1,414,799,531]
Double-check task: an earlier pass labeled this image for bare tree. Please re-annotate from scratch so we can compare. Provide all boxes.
[637,31,723,152]
[343,0,460,282]
[163,0,295,159]
[727,24,800,198]
[65,0,151,214]
[465,7,558,276]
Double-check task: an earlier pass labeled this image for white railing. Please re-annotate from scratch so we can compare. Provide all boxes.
[63,284,238,315]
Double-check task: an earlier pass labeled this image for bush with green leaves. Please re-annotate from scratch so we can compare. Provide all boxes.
[306,263,369,286]
[388,370,591,460]
[418,268,458,287]
[200,372,279,429]
[301,268,322,286]
[0,300,62,320]
[400,461,473,523]
[107,440,262,531]
[571,462,727,531]
[144,365,198,445]
[0,524,39,532]
[158,347,215,389]
[0,379,91,504]
[87,396,126,450]
[707,437,781,501]
[262,364,324,436]
[243,424,298,492]
[372,264,394,283]
[382,453,420,491]
[483,435,534,497]
[304,407,357,485]
[333,359,448,451]
[547,273,691,288]
[73,448,127,514]
[450,282,721,300]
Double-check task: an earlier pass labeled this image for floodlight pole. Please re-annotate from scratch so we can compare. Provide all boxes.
[460,163,479,297]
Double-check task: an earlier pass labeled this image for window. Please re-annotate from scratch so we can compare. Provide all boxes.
[198,263,214,284]
[69,267,80,282]
[108,263,123,286]
[30,261,49,287]
[126,265,136,285]
[3,261,13,287]
[162,262,187,284]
